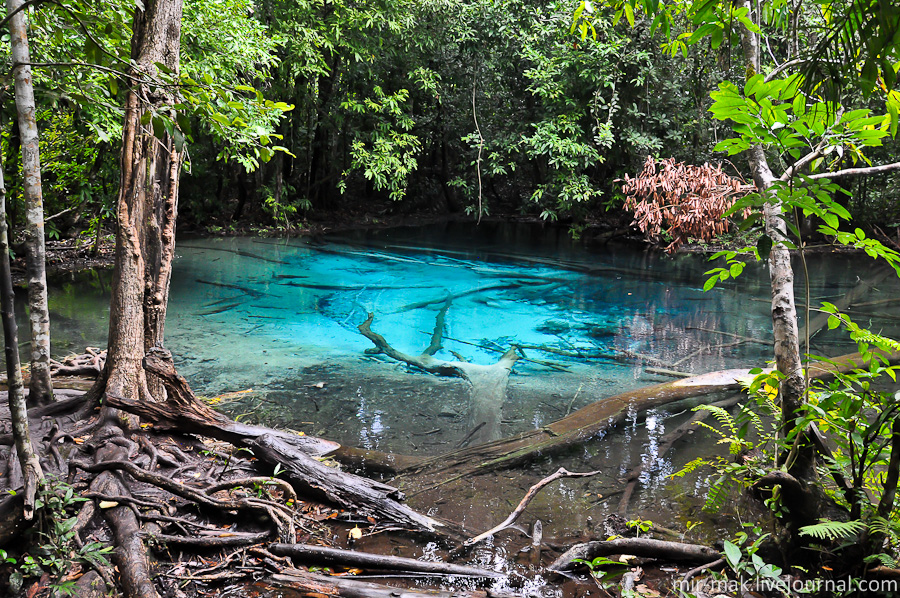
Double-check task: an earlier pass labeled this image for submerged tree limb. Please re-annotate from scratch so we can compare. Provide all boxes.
[270,567,517,598]
[396,350,900,485]
[359,311,519,445]
[618,396,742,516]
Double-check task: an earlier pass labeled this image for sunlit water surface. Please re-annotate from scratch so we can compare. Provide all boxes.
[20,223,900,587]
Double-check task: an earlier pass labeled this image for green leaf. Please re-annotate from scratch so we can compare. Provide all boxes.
[757,235,772,261]
[703,276,717,291]
[151,115,166,139]
[724,540,742,569]
[623,2,635,27]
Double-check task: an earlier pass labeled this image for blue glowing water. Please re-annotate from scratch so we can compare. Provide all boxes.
[28,223,900,461]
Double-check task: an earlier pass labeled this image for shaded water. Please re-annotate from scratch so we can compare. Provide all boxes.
[16,223,900,572]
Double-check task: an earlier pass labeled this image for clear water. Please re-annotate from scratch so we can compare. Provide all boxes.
[16,222,900,546]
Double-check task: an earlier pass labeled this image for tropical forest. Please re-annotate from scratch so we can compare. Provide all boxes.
[0,0,899,596]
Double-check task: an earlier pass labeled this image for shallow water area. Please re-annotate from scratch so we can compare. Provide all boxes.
[16,222,900,591]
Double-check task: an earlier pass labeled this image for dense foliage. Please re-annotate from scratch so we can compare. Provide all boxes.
[0,0,768,236]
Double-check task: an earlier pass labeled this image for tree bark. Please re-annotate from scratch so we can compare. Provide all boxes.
[736,0,810,479]
[0,140,43,518]
[93,0,183,408]
[7,0,53,404]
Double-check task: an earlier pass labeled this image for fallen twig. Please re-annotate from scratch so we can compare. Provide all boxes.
[464,467,602,547]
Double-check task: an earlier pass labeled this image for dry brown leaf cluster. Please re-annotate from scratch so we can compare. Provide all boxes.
[621,156,752,252]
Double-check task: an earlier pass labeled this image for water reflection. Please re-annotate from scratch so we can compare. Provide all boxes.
[12,224,900,467]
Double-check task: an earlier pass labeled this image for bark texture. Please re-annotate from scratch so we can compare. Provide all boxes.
[96,0,183,407]
[0,142,43,518]
[736,0,809,478]
[6,0,53,404]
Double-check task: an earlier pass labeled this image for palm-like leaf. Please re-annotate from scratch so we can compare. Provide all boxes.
[799,0,900,98]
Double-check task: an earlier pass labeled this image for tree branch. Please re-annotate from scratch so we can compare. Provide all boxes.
[806,161,900,181]
[0,0,44,30]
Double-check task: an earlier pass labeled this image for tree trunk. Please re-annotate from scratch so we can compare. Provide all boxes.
[0,141,43,518]
[736,0,810,479]
[93,0,183,408]
[7,0,53,404]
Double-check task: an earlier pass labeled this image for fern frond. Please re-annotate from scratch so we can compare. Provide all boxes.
[737,403,764,437]
[865,553,897,569]
[671,457,707,479]
[704,474,735,513]
[697,405,739,436]
[869,516,900,541]
[799,520,866,541]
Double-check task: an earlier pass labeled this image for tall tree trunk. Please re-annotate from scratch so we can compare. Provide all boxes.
[0,138,43,519]
[91,0,183,408]
[736,0,810,480]
[7,0,53,404]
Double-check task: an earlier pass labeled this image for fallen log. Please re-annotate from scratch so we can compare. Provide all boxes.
[252,434,439,532]
[269,544,503,579]
[548,538,721,572]
[150,530,272,549]
[395,350,900,485]
[270,567,518,598]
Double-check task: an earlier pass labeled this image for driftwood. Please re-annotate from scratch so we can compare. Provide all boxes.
[270,567,518,598]
[252,434,440,532]
[178,244,288,265]
[395,350,900,486]
[269,543,503,579]
[463,467,601,547]
[548,538,721,572]
[359,306,519,445]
